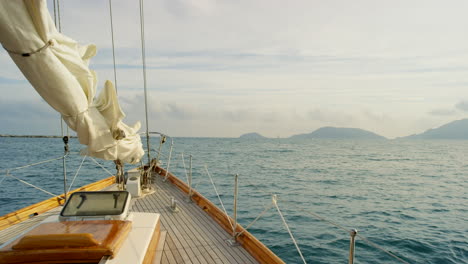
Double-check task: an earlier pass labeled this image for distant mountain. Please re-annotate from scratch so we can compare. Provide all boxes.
[239,132,267,139]
[403,119,468,140]
[290,127,386,139]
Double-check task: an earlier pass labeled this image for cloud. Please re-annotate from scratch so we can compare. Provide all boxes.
[163,0,216,17]
[306,109,355,126]
[0,99,62,135]
[0,76,27,84]
[455,100,468,112]
[428,108,456,116]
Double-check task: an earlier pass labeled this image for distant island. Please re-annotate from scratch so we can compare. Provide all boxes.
[238,118,468,140]
[400,119,468,140]
[289,127,386,140]
[239,132,267,139]
[239,127,385,139]
[0,134,77,138]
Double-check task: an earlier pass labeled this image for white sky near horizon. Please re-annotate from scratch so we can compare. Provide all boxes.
[1,0,468,138]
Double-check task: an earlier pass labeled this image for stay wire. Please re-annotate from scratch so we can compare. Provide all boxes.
[139,0,151,164]
[108,0,118,92]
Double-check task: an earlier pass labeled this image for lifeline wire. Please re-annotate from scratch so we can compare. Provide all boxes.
[5,172,59,198]
[295,207,409,263]
[6,155,66,173]
[356,234,410,264]
[181,153,189,183]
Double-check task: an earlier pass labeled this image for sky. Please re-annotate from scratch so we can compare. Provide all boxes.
[2,0,468,138]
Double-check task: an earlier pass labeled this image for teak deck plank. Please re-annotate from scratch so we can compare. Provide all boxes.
[131,175,257,264]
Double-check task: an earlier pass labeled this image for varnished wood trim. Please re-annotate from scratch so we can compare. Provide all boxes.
[0,176,116,231]
[154,167,285,264]
[143,220,161,264]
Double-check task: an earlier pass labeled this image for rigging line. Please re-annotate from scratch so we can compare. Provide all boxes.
[355,234,410,264]
[57,0,62,32]
[298,208,350,234]
[55,0,68,201]
[273,195,307,264]
[67,155,87,193]
[89,157,114,177]
[236,203,274,238]
[53,0,57,26]
[6,155,66,172]
[5,172,59,198]
[243,177,274,196]
[204,165,235,232]
[294,205,409,263]
[0,172,7,186]
[139,0,151,164]
[108,0,118,92]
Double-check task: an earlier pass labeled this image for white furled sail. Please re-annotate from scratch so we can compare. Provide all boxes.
[0,0,144,164]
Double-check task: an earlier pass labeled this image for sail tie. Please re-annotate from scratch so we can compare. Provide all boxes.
[2,40,54,57]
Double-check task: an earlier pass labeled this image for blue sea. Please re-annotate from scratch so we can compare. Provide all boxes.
[0,137,467,263]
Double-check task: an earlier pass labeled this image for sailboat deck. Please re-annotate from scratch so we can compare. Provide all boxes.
[0,174,258,264]
[133,174,257,264]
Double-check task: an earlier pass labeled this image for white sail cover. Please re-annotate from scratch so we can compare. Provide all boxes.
[0,0,144,164]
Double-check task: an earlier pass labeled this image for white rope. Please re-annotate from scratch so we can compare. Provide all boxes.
[89,157,114,176]
[67,155,87,193]
[273,195,307,264]
[5,172,59,198]
[204,165,235,232]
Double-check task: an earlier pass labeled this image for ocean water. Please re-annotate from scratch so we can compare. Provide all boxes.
[0,137,467,263]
